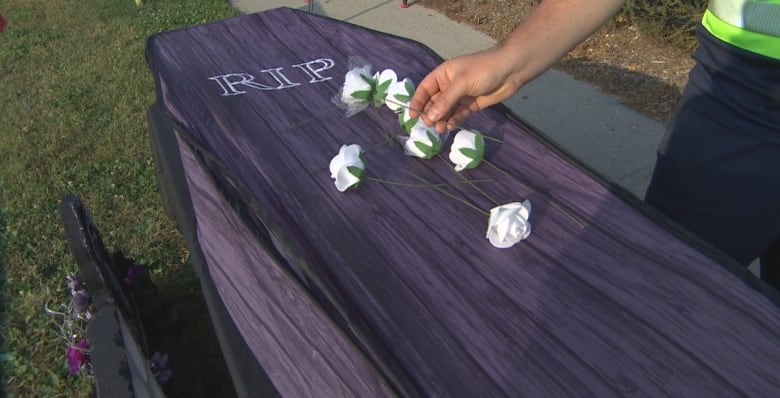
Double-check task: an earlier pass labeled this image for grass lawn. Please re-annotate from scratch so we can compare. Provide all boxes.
[0,0,240,396]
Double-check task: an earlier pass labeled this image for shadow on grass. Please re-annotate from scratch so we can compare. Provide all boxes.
[556,56,685,125]
[150,258,239,397]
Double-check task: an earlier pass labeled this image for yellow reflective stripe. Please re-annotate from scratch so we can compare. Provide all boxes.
[702,9,780,60]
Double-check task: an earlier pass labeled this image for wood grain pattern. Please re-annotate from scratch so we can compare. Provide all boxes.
[146,7,780,397]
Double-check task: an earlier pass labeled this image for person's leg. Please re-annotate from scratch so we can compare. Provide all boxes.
[645,25,780,280]
[645,100,780,267]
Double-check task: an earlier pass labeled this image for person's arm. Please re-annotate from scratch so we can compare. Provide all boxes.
[410,0,626,132]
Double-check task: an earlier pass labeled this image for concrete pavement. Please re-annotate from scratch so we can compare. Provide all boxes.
[230,0,667,198]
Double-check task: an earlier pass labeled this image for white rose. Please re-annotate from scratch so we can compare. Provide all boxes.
[448,129,485,171]
[403,121,441,159]
[486,200,532,248]
[329,144,365,192]
[340,66,375,107]
[372,69,398,107]
[385,77,415,112]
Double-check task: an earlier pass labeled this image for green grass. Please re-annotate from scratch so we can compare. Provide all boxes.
[0,0,239,396]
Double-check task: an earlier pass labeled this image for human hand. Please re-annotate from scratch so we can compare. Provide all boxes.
[410,48,522,133]
[409,0,626,133]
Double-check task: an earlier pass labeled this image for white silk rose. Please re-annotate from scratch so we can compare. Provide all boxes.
[339,66,375,115]
[486,200,532,248]
[385,77,415,112]
[449,129,485,171]
[403,121,441,159]
[329,144,365,192]
[372,69,398,108]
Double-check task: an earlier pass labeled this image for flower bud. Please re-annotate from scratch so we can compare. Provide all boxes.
[329,144,365,192]
[449,129,485,171]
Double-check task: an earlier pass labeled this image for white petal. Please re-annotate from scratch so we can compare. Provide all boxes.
[452,129,478,148]
[376,69,398,86]
[341,68,373,105]
[330,144,363,179]
[486,202,532,248]
[385,77,415,112]
[329,146,347,178]
[334,167,361,192]
[340,144,363,165]
[403,139,424,158]
[449,146,471,171]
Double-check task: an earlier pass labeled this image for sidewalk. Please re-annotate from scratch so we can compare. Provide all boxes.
[231,0,666,198]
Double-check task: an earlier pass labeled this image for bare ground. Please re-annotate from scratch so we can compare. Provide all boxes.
[417,0,697,124]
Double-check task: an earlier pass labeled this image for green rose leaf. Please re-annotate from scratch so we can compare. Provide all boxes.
[427,131,442,155]
[351,90,372,100]
[474,132,485,155]
[458,147,483,169]
[373,79,393,107]
[399,113,418,133]
[360,74,377,87]
[414,141,435,159]
[404,80,415,95]
[394,93,411,103]
[347,165,364,180]
[459,147,480,159]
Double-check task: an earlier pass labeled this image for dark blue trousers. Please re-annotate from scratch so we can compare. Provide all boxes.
[645,25,780,288]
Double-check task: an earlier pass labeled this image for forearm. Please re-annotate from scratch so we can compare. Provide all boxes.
[500,0,626,87]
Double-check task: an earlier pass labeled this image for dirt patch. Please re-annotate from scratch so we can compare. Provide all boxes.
[416,0,697,124]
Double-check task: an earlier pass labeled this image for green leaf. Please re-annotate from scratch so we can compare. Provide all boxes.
[427,131,442,155]
[464,159,482,170]
[474,131,485,155]
[347,165,364,179]
[351,90,371,100]
[399,113,417,133]
[360,73,377,87]
[459,147,480,159]
[374,79,393,107]
[414,141,435,159]
[404,80,415,96]
[376,79,393,92]
[458,146,483,169]
[393,93,410,103]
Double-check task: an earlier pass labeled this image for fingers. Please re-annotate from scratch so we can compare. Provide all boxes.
[411,52,513,133]
[412,78,479,134]
[409,70,441,119]
[409,90,429,120]
[410,63,469,126]
[433,100,479,134]
[422,78,469,128]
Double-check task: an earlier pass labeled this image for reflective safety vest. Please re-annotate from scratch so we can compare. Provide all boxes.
[703,0,780,59]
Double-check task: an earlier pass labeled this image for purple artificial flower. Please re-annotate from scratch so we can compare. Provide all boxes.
[67,338,90,375]
[65,274,82,293]
[70,288,91,319]
[66,274,91,319]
